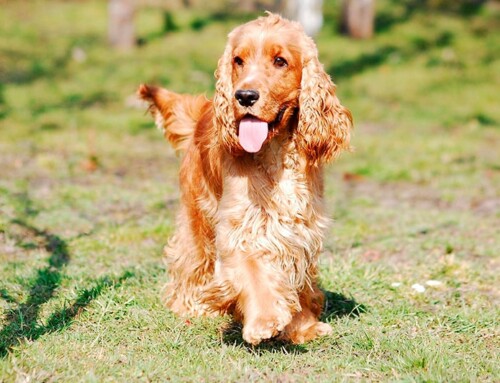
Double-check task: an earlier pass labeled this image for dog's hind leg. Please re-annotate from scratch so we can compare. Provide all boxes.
[161,206,217,317]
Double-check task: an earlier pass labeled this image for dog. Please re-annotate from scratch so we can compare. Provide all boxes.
[138,12,352,345]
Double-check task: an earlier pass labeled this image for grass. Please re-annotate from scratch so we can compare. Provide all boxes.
[0,0,499,381]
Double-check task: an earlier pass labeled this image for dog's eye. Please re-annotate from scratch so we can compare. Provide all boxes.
[274,57,288,67]
[234,56,244,66]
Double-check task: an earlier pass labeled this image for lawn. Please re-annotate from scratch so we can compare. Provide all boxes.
[0,0,499,381]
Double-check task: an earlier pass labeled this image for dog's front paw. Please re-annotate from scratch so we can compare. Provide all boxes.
[282,320,333,344]
[242,314,291,345]
[314,321,333,336]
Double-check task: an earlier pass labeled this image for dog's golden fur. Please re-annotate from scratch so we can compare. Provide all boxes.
[138,13,352,345]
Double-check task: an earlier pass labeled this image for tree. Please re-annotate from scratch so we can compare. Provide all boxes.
[341,0,375,39]
[285,0,324,37]
[108,0,136,50]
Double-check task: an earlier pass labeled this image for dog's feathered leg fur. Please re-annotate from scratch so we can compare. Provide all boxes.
[138,84,220,317]
[138,84,209,153]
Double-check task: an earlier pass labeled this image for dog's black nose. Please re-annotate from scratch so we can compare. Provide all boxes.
[235,89,260,107]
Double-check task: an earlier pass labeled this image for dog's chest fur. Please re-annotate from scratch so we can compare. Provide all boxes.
[213,138,328,286]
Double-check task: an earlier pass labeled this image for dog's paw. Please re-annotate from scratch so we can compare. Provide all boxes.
[242,315,291,345]
[314,321,333,336]
[283,321,333,344]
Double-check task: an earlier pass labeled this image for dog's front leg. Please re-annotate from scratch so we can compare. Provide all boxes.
[224,255,298,345]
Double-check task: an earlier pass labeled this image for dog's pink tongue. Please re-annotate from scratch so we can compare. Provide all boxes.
[238,117,268,153]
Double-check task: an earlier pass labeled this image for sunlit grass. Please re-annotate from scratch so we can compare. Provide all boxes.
[0,0,498,381]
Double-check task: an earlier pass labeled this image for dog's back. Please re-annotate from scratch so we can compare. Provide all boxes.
[138,84,210,153]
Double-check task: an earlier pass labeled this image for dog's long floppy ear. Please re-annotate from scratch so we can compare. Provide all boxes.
[296,37,353,165]
[213,34,243,156]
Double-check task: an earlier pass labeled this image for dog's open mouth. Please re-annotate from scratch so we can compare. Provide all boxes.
[238,106,288,153]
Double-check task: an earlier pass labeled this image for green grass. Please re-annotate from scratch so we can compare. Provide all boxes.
[1,0,499,381]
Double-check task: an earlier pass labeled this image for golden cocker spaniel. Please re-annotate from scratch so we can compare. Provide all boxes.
[138,13,352,345]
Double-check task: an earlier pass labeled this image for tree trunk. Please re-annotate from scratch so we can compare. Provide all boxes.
[342,0,375,39]
[285,0,323,37]
[108,0,136,50]
[240,0,257,12]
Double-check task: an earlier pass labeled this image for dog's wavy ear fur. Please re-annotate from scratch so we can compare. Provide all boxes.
[213,36,242,156]
[296,36,353,165]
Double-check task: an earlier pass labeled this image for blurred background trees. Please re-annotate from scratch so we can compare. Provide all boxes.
[108,0,136,49]
[284,0,324,36]
[109,0,490,49]
[108,0,357,49]
[341,0,375,39]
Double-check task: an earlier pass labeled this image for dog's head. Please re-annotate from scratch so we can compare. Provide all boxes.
[214,13,352,163]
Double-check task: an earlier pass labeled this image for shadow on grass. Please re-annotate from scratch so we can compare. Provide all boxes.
[220,321,308,355]
[374,0,487,35]
[399,0,486,17]
[220,290,365,353]
[0,219,135,358]
[0,269,134,358]
[138,10,260,46]
[0,32,103,87]
[0,48,71,86]
[322,290,367,321]
[31,90,116,117]
[2,219,72,356]
[329,30,454,80]
[0,192,136,358]
[375,7,414,34]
